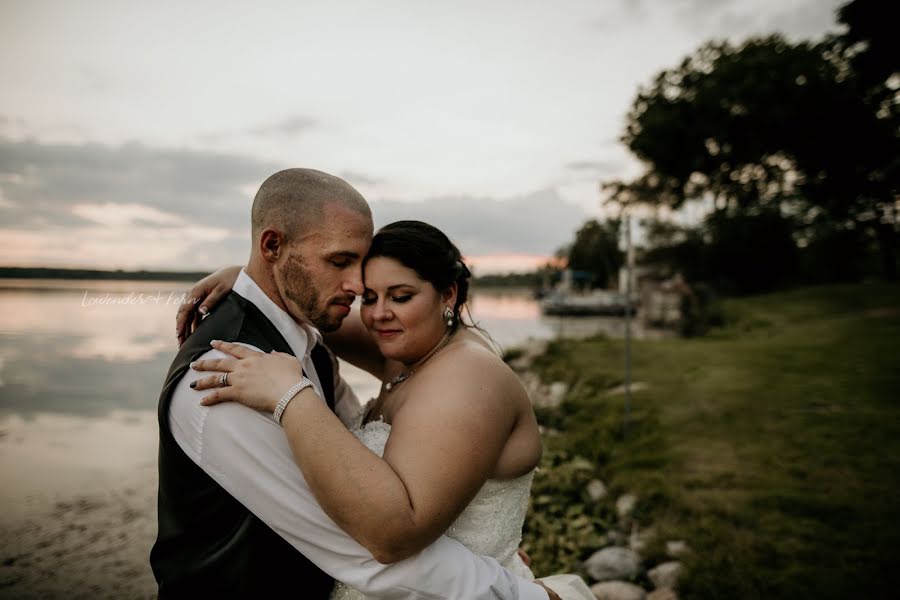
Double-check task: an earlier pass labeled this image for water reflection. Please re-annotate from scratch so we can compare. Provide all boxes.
[0,410,158,519]
[0,279,185,363]
[0,280,651,519]
[0,281,651,420]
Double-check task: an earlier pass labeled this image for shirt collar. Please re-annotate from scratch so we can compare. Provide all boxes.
[232,268,323,358]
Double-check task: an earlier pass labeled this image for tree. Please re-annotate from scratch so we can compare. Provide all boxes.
[566,219,623,289]
[831,0,900,280]
[605,4,898,281]
[640,211,798,294]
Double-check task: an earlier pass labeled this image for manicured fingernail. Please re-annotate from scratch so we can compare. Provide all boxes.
[189,381,197,389]
[210,339,220,346]
[199,306,209,316]
[189,361,197,369]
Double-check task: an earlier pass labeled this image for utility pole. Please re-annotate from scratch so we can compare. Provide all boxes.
[623,213,633,438]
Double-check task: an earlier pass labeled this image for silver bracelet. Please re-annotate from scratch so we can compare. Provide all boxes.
[273,377,314,424]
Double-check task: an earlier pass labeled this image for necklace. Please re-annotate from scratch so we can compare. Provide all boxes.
[384,328,457,392]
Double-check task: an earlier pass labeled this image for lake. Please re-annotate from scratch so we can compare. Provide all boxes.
[0,279,643,597]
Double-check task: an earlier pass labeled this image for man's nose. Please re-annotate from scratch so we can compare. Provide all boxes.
[343,266,364,296]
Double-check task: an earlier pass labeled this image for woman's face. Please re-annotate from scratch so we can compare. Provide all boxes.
[360,256,453,364]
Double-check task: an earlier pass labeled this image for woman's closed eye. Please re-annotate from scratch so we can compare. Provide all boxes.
[361,293,413,305]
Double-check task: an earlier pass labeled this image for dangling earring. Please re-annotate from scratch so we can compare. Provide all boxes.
[444,306,454,328]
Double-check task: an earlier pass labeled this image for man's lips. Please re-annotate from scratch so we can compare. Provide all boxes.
[330,300,353,315]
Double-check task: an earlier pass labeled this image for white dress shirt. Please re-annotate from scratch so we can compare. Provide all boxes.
[168,269,547,600]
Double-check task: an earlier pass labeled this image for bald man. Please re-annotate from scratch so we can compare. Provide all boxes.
[150,169,553,600]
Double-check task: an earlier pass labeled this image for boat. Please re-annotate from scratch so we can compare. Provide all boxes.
[539,289,630,316]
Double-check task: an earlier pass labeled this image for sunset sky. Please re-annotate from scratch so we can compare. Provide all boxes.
[1,0,843,273]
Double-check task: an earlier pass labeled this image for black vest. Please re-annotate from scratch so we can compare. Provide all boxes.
[150,292,334,599]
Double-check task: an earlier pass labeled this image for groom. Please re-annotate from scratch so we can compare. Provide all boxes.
[150,169,555,599]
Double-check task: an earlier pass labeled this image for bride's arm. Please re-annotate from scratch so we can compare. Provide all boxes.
[176,265,242,344]
[192,341,521,563]
[174,266,387,378]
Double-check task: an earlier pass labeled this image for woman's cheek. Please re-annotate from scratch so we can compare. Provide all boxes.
[360,305,374,330]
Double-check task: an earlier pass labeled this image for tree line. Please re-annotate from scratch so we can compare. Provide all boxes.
[563,0,897,295]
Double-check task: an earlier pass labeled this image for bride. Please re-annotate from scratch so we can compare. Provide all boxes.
[186,221,592,600]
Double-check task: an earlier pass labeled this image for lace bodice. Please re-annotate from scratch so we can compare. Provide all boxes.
[330,403,535,600]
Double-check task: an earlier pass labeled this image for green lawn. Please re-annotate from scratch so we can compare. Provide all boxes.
[523,283,900,599]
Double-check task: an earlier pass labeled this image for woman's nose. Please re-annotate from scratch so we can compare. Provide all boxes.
[373,301,393,321]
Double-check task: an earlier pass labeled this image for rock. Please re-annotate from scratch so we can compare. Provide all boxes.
[606,530,628,547]
[629,525,655,554]
[519,372,544,400]
[647,561,682,589]
[664,540,690,558]
[547,381,568,407]
[587,479,608,502]
[646,588,678,600]
[616,493,638,521]
[584,547,642,582]
[508,339,549,371]
[590,581,646,600]
[606,382,649,396]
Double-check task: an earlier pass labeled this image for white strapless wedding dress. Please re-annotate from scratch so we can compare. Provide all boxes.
[330,405,593,600]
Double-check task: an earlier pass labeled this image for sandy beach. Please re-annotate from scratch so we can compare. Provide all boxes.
[1,460,158,599]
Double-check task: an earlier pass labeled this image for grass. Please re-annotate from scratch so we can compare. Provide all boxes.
[522,283,900,599]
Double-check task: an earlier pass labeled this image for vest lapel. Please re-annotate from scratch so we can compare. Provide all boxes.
[310,342,335,412]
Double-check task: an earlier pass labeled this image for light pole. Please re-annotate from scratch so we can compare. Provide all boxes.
[623,212,633,438]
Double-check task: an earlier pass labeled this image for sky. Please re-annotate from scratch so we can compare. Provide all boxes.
[0,0,845,274]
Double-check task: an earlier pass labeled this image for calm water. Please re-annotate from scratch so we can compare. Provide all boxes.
[0,279,637,523]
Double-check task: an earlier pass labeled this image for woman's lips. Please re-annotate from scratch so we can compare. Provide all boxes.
[375,329,401,338]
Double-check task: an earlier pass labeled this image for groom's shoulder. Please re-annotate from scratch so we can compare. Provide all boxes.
[179,292,250,354]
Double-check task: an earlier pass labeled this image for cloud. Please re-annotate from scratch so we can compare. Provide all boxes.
[247,115,318,137]
[565,159,626,176]
[765,0,843,40]
[199,115,319,142]
[0,137,277,268]
[0,137,592,269]
[675,0,842,40]
[369,188,590,257]
[590,0,840,41]
[338,170,386,187]
[0,136,276,230]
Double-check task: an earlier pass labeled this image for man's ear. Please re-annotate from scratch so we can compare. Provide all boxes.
[259,229,284,262]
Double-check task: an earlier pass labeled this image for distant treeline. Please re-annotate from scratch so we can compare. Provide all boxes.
[1,266,553,287]
[472,272,545,288]
[0,267,212,282]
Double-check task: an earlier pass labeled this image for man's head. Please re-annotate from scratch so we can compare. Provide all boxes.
[248,168,373,332]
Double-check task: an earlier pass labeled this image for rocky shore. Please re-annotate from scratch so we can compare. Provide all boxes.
[514,338,687,600]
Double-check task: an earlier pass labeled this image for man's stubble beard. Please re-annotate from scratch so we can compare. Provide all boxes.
[280,253,342,332]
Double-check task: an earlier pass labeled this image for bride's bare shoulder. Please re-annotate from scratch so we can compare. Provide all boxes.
[427,331,528,402]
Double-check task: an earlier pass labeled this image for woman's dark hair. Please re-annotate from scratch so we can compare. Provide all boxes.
[363,220,472,321]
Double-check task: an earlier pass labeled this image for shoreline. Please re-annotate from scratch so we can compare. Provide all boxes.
[1,461,158,599]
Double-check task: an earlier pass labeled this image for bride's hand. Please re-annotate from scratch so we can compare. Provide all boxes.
[535,581,561,600]
[190,340,304,412]
[176,265,242,346]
